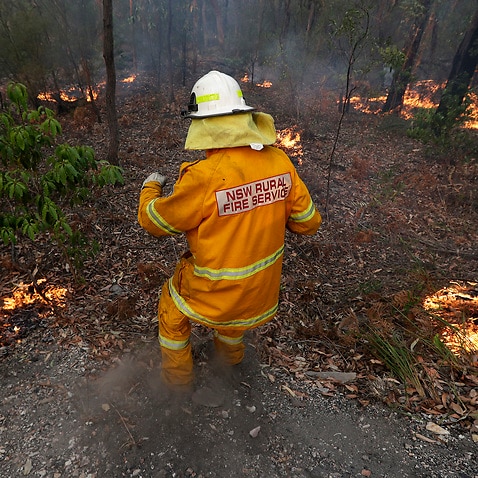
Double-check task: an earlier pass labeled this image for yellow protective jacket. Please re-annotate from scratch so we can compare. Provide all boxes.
[138,145,321,331]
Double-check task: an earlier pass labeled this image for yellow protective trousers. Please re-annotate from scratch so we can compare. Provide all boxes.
[158,281,245,386]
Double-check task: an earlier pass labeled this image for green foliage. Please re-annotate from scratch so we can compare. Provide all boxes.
[367,327,425,396]
[358,279,383,295]
[399,0,427,19]
[379,45,406,71]
[431,333,458,366]
[329,3,372,62]
[0,82,124,273]
[407,94,473,148]
[371,167,405,204]
[408,97,471,136]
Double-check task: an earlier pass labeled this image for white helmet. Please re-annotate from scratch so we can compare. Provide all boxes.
[182,70,254,118]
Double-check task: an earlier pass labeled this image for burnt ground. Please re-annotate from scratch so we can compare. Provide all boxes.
[1,76,478,477]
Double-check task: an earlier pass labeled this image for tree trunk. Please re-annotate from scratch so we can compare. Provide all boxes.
[382,0,432,113]
[129,0,137,72]
[209,0,224,50]
[191,0,199,75]
[80,57,102,123]
[102,0,119,165]
[280,0,291,48]
[435,8,478,122]
[167,0,174,103]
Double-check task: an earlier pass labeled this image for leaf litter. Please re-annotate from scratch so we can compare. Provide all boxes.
[1,76,477,476]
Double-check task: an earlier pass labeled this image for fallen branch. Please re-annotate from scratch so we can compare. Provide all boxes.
[110,401,137,448]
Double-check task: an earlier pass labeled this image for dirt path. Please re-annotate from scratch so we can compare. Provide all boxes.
[1,333,476,478]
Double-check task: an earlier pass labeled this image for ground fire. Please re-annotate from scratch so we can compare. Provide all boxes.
[423,282,478,358]
[349,79,478,129]
[1,279,68,347]
[241,73,273,89]
[276,127,303,165]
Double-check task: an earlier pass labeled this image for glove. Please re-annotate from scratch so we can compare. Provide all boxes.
[142,172,167,188]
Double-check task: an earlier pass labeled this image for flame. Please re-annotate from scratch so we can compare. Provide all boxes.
[240,73,272,88]
[463,92,478,129]
[2,279,68,311]
[423,282,478,356]
[1,279,69,345]
[37,85,99,104]
[398,79,443,119]
[348,79,478,128]
[277,127,303,164]
[349,95,387,114]
[121,74,137,84]
[37,91,56,102]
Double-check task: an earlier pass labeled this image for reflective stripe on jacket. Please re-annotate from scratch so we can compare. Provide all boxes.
[138,145,322,330]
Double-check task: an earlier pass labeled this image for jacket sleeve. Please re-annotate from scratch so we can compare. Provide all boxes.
[137,162,205,237]
[286,173,322,235]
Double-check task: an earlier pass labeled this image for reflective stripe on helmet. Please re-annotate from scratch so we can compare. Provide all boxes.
[196,93,220,103]
[196,90,242,104]
[168,278,278,328]
[193,245,284,281]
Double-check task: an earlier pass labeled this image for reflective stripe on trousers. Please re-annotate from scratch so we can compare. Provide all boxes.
[157,281,247,384]
[213,329,245,365]
[158,281,193,386]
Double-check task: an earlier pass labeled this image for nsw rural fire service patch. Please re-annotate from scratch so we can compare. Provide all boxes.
[216,173,292,216]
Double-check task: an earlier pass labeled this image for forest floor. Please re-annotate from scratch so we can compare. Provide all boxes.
[1,75,477,477]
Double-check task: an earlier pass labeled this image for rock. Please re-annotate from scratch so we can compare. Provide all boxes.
[23,458,33,475]
[249,426,261,438]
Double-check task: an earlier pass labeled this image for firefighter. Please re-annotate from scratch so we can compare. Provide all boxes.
[138,70,322,390]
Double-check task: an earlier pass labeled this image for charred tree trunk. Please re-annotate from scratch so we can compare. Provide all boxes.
[201,0,208,48]
[129,0,137,72]
[382,0,432,113]
[166,0,174,103]
[191,0,199,74]
[156,7,163,87]
[209,0,225,50]
[102,0,119,165]
[435,8,478,127]
[80,58,102,123]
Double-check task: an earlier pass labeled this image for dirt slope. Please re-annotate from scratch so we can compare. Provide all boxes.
[1,333,477,478]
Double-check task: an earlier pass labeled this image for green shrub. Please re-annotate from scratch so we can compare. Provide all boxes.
[407,92,473,148]
[0,82,123,274]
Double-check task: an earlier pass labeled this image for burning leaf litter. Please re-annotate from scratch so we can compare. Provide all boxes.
[349,79,478,128]
[276,127,303,164]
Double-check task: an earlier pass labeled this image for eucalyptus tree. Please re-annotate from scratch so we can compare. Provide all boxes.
[103,0,119,165]
[382,0,434,113]
[433,7,478,134]
[0,1,57,98]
